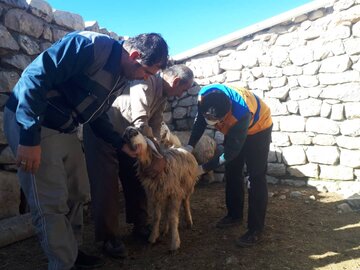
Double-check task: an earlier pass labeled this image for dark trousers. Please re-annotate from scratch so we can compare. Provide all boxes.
[83,125,147,242]
[225,125,272,232]
[117,151,148,226]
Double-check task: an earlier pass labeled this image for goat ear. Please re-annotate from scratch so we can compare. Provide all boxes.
[145,137,163,159]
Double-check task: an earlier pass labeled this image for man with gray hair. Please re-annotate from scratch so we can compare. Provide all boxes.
[83,64,194,259]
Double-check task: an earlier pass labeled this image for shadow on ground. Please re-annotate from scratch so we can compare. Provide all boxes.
[0,183,359,270]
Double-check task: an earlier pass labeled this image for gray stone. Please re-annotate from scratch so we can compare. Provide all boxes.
[0,25,19,51]
[319,71,360,85]
[173,107,187,119]
[340,119,360,136]
[27,0,54,23]
[320,102,331,118]
[306,117,340,135]
[266,175,279,184]
[336,136,360,150]
[271,132,290,147]
[334,0,355,11]
[249,78,270,91]
[85,21,100,32]
[53,9,85,30]
[289,87,309,101]
[289,133,313,145]
[265,85,290,101]
[0,146,15,164]
[303,62,320,75]
[306,146,340,165]
[4,9,44,38]
[320,165,354,180]
[286,100,299,114]
[298,75,319,88]
[283,65,302,76]
[337,203,353,213]
[290,191,303,198]
[280,115,305,132]
[52,28,69,42]
[282,146,307,165]
[42,25,53,41]
[1,54,32,70]
[0,0,28,8]
[0,71,20,93]
[345,102,360,119]
[289,47,314,66]
[262,66,283,78]
[340,149,360,168]
[319,55,352,73]
[346,193,360,210]
[225,71,241,82]
[353,21,360,37]
[18,35,41,55]
[282,179,307,187]
[331,104,344,120]
[344,38,360,55]
[288,163,319,178]
[267,163,286,176]
[312,135,336,146]
[325,25,351,41]
[0,170,20,219]
[298,98,322,117]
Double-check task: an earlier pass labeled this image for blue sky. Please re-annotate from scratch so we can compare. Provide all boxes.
[46,0,312,56]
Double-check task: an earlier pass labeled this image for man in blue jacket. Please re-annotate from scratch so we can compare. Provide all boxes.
[3,31,168,270]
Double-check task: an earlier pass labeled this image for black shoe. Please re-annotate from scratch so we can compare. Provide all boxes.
[132,224,151,241]
[216,215,242,228]
[74,250,105,269]
[103,237,127,259]
[236,230,263,247]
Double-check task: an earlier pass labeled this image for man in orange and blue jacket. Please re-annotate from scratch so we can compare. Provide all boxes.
[186,83,272,247]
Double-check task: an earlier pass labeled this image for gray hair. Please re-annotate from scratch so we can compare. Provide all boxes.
[163,64,194,85]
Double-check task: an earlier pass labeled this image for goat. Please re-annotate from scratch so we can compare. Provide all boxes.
[123,126,199,251]
[160,122,182,148]
[160,122,218,183]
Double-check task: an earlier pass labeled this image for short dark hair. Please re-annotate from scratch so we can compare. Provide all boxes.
[199,91,231,119]
[125,33,169,69]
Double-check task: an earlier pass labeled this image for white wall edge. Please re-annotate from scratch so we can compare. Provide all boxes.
[172,0,335,62]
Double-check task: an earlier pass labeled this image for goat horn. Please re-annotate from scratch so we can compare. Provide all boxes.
[145,137,163,159]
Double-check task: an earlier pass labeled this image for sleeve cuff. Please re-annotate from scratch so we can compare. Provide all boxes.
[19,127,41,146]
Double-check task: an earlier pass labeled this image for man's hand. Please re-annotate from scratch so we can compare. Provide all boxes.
[144,155,166,178]
[16,145,41,174]
[121,143,142,158]
[197,165,205,176]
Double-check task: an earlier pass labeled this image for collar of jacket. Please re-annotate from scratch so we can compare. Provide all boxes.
[103,39,124,77]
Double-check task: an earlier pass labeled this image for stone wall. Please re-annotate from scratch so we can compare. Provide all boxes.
[0,0,121,220]
[0,0,359,221]
[168,0,360,196]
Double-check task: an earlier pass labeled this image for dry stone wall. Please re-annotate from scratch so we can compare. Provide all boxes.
[0,0,359,221]
[169,0,360,196]
[0,0,121,220]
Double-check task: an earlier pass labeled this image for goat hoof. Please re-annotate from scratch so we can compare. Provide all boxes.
[168,249,179,255]
[148,236,161,245]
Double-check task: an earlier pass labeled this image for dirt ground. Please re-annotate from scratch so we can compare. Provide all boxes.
[1,182,360,270]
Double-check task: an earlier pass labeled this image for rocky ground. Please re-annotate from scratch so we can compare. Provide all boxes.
[1,182,360,270]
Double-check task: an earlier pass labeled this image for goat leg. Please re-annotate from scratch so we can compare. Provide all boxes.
[183,196,193,229]
[169,199,181,251]
[148,203,162,244]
